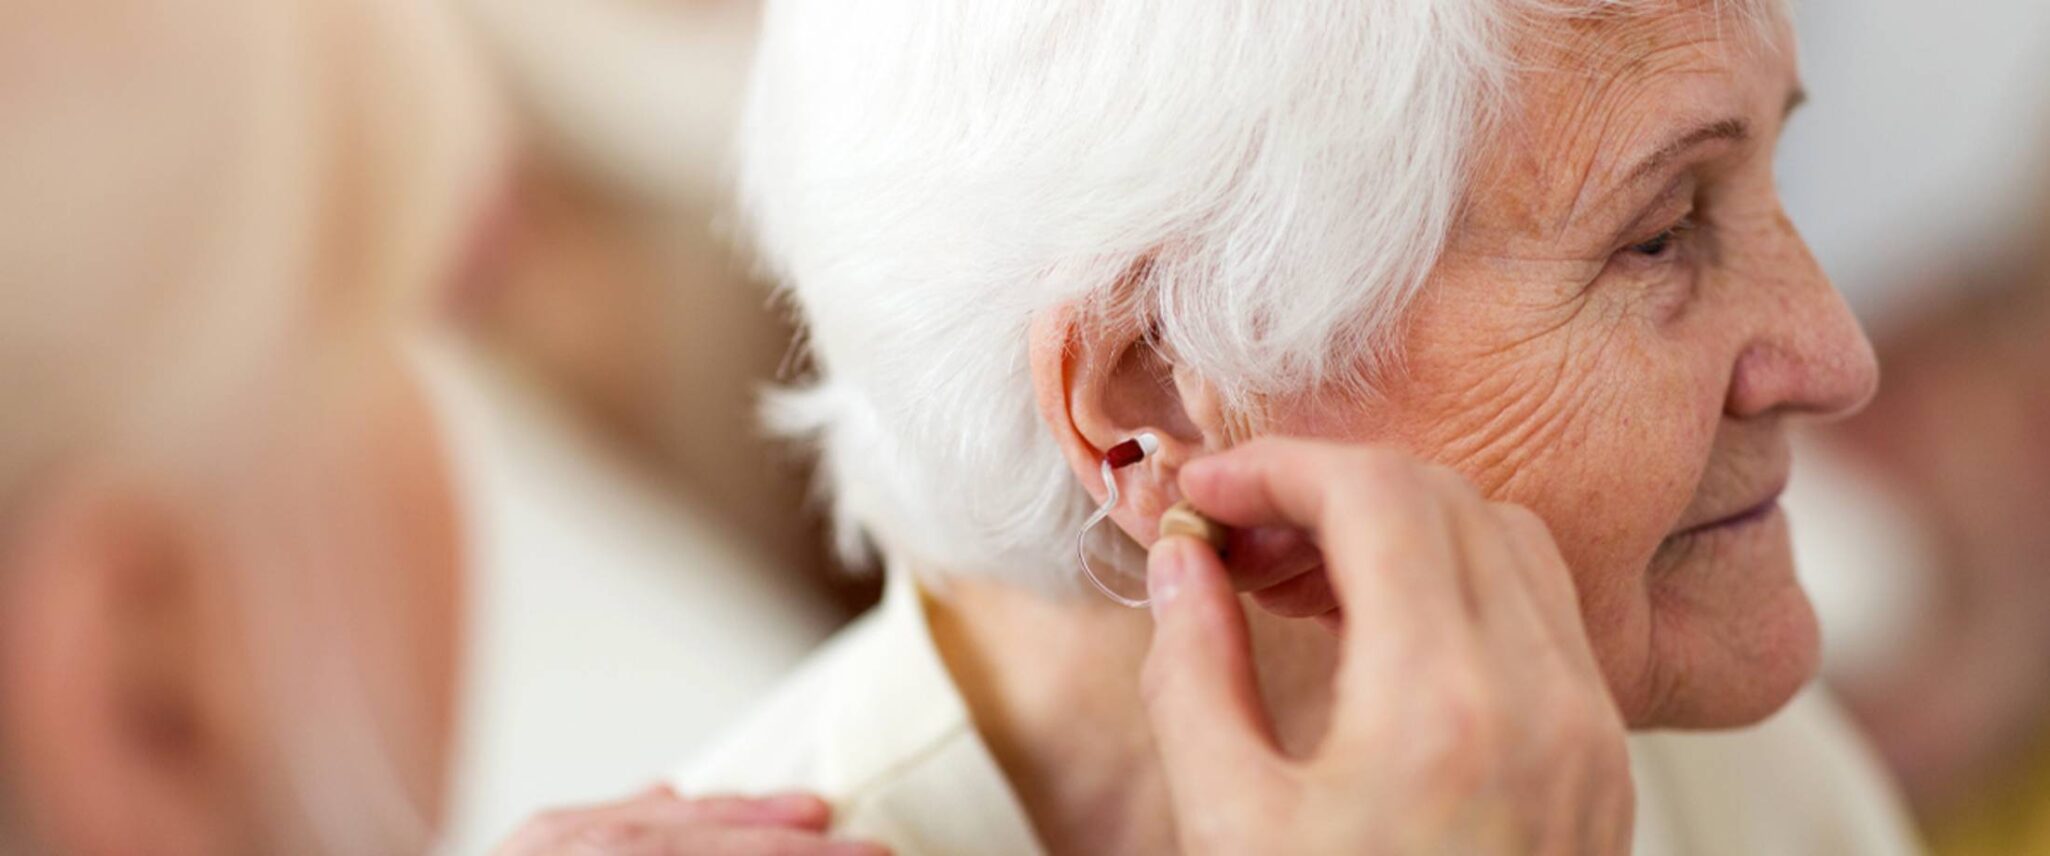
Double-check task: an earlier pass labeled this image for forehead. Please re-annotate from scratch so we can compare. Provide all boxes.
[1468,2,1796,230]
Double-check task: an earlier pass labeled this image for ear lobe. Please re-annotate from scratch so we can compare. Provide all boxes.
[0,479,233,856]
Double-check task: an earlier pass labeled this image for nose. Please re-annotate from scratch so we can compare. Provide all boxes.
[1725,210,1880,421]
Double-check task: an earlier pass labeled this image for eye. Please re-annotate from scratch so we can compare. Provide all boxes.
[1627,217,1696,259]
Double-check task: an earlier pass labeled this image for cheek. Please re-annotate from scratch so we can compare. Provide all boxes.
[1297,296,1729,630]
[1516,341,1720,677]
[1531,336,1721,591]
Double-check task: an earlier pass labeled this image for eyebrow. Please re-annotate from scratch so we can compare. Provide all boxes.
[1618,85,1808,190]
[1620,117,1751,188]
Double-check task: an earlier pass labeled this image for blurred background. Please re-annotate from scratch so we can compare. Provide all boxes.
[0,0,2042,854]
[1777,2,2050,854]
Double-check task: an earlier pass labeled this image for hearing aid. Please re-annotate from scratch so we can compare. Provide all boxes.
[1076,432,1230,608]
[1158,500,1227,552]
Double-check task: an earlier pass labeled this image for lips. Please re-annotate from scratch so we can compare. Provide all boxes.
[1670,481,1786,540]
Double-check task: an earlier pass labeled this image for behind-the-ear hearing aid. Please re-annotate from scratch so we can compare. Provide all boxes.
[1076,433,1229,608]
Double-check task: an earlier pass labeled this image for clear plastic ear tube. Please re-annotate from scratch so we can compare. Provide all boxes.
[1077,433,1160,608]
[1076,433,1232,608]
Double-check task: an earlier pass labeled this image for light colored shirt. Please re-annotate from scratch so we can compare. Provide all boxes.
[680,571,1923,855]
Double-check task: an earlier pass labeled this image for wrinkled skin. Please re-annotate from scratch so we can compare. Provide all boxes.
[948,5,1886,854]
[1153,5,1876,729]
[964,3,1885,852]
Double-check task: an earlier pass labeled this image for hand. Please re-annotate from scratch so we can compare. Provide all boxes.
[1142,438,1633,855]
[491,785,889,856]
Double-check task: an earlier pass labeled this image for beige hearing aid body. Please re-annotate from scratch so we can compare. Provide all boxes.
[1159,500,1228,552]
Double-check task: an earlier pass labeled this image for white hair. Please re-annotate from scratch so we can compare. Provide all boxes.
[742,0,1783,592]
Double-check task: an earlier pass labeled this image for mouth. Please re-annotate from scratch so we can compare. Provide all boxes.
[1669,481,1786,541]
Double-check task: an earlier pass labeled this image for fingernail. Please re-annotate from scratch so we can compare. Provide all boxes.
[1148,537,1191,612]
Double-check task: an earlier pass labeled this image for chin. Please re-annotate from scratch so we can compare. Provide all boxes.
[1630,509,1821,729]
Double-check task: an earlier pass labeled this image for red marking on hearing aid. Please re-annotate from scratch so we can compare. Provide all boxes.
[1105,439,1146,469]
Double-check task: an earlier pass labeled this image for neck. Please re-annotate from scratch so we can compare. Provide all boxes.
[924,575,1339,855]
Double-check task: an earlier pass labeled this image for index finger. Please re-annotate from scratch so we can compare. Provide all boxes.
[1141,536,1285,800]
[1177,438,1466,634]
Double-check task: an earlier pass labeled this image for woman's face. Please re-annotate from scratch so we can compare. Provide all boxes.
[1268,6,1875,728]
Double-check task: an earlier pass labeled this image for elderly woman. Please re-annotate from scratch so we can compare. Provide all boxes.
[677,0,1924,853]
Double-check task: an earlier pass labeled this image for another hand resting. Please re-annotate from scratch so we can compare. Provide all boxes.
[490,785,888,856]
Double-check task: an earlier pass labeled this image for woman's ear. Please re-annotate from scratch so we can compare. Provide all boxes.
[1030,299,1243,544]
[0,476,240,856]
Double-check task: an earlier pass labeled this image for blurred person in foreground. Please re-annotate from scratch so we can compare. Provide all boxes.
[0,0,854,852]
[427,0,869,848]
[651,0,1921,853]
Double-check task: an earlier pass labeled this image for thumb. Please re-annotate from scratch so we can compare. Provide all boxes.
[1142,536,1283,810]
